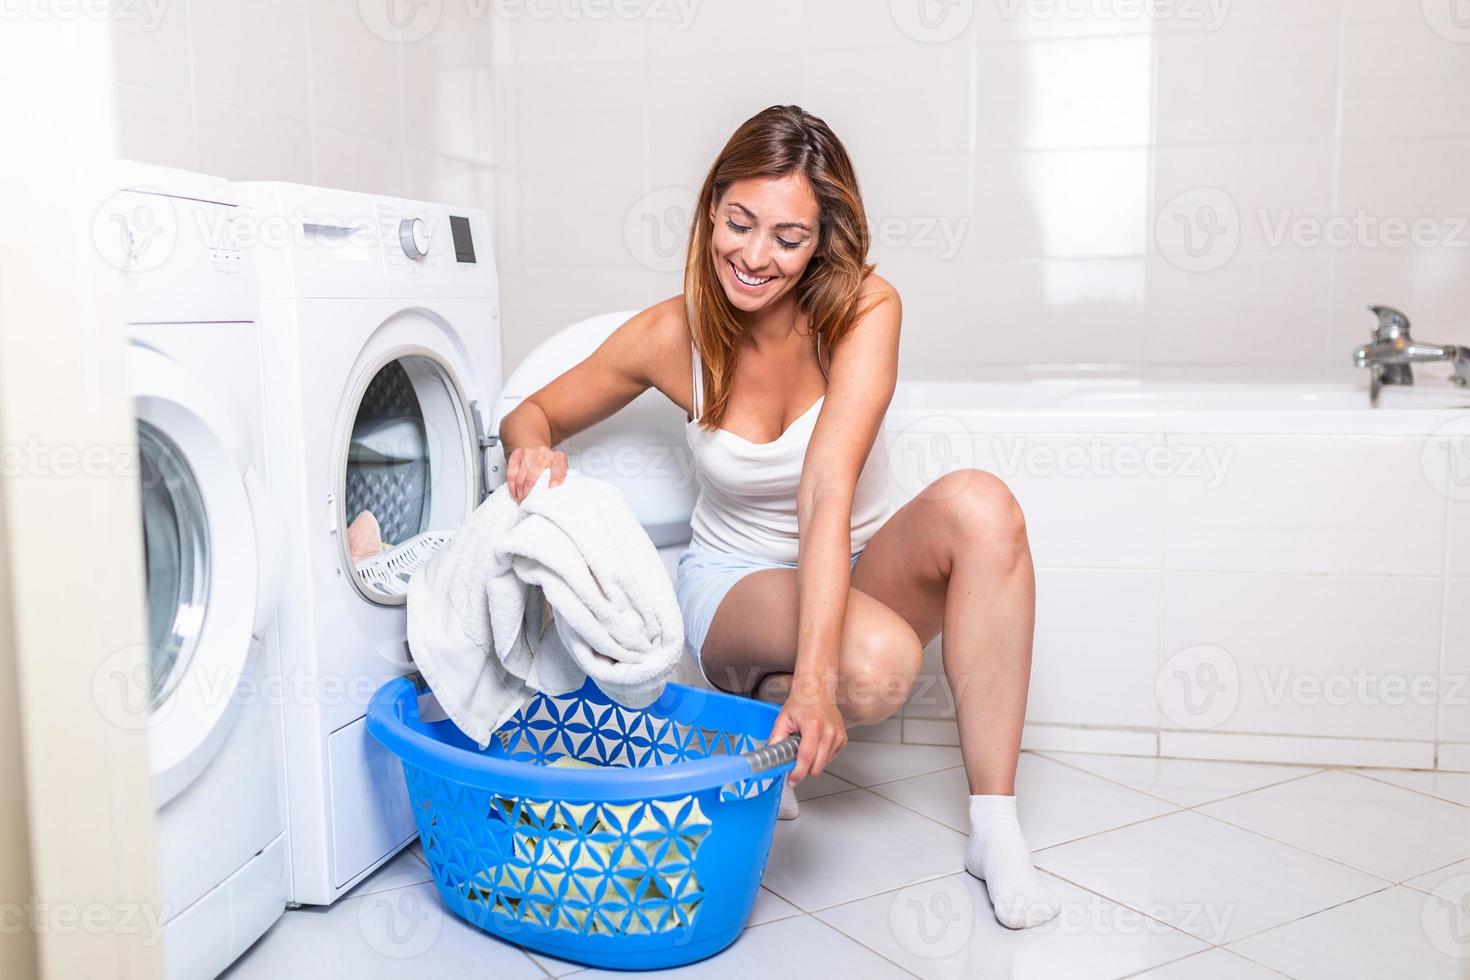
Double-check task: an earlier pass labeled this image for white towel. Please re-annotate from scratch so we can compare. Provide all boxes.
[406,467,685,748]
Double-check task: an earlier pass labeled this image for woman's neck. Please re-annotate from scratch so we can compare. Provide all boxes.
[741,293,804,351]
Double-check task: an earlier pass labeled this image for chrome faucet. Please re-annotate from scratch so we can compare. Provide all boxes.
[1353,304,1470,404]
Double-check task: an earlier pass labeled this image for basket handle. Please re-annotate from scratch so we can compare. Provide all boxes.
[741,734,801,774]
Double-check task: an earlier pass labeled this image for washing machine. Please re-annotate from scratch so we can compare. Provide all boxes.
[235,181,505,904]
[488,310,703,686]
[110,163,291,979]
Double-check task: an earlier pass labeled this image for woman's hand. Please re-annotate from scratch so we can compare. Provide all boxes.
[505,446,568,503]
[768,677,847,785]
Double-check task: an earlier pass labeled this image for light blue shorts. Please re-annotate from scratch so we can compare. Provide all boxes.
[674,541,863,682]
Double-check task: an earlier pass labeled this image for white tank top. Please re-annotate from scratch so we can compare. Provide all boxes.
[685,331,894,563]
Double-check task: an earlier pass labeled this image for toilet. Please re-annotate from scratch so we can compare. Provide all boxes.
[489,310,707,689]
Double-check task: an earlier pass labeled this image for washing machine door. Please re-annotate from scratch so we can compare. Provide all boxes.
[129,344,280,806]
[333,328,484,607]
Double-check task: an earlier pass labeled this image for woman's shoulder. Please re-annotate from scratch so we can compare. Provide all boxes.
[622,295,690,343]
[859,272,900,308]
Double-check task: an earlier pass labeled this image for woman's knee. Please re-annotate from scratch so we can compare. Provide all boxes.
[839,614,923,726]
[930,468,1028,560]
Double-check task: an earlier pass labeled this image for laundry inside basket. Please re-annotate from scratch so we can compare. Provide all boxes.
[459,755,710,935]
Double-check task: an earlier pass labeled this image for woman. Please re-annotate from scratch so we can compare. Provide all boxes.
[498,105,1058,929]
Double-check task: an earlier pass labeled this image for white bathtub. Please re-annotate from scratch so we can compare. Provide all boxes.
[880,372,1470,772]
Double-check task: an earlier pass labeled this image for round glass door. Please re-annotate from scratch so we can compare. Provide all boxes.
[137,421,210,708]
[340,351,477,604]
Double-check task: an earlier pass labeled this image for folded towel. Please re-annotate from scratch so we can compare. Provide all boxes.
[406,467,685,748]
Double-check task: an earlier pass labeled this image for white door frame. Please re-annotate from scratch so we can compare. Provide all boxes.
[0,15,162,980]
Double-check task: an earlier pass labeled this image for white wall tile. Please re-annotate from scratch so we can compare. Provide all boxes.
[804,0,967,50]
[1160,730,1437,769]
[306,0,404,142]
[311,127,406,197]
[976,36,1153,150]
[1154,0,1343,31]
[401,48,485,163]
[974,148,1151,258]
[1451,500,1470,577]
[645,53,806,190]
[974,257,1149,363]
[1152,141,1337,255]
[972,432,1166,568]
[403,150,483,208]
[1341,19,1470,139]
[113,83,199,171]
[646,0,805,54]
[190,0,310,121]
[1440,742,1470,771]
[1165,435,1449,576]
[806,42,972,164]
[499,60,644,175]
[1443,577,1470,742]
[974,0,1162,39]
[1141,251,1333,365]
[497,2,648,64]
[861,152,975,267]
[194,105,313,183]
[110,0,193,95]
[1029,569,1164,728]
[1163,571,1443,741]
[1156,22,1340,144]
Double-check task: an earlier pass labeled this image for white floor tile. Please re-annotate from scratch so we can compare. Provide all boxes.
[1034,810,1386,944]
[748,886,802,926]
[1039,751,1320,807]
[872,753,1177,848]
[825,741,965,787]
[571,914,911,979]
[1227,885,1469,980]
[348,847,433,897]
[1129,947,1289,979]
[1198,770,1470,881]
[523,888,803,978]
[791,769,858,801]
[761,789,968,911]
[815,870,1208,980]
[223,880,544,979]
[1354,767,1470,807]
[1405,858,1470,902]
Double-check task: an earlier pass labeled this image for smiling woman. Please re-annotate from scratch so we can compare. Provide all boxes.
[498,104,1060,930]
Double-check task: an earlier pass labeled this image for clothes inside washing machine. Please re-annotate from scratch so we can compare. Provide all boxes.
[344,357,461,601]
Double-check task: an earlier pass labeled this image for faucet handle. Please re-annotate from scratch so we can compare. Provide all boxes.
[1367,304,1411,341]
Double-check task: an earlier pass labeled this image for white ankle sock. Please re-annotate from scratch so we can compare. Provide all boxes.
[964,794,1060,929]
[778,778,799,820]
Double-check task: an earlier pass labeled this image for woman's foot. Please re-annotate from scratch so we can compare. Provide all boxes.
[964,794,1060,929]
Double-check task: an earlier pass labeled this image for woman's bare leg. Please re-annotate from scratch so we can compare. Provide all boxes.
[699,568,922,731]
[846,469,1036,796]
[844,467,1057,929]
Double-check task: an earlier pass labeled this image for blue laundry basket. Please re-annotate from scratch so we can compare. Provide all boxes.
[366,674,799,971]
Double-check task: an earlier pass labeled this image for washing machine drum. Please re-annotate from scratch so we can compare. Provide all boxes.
[138,421,210,708]
[345,359,430,548]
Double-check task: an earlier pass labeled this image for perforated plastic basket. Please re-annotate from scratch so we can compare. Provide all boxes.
[366,675,799,970]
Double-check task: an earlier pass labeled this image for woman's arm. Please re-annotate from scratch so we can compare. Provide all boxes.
[770,278,902,782]
[499,299,684,501]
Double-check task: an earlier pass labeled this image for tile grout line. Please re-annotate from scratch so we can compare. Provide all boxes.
[1345,767,1470,809]
[1031,750,1330,808]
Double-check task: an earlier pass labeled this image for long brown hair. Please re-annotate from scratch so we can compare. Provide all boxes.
[685,104,876,430]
